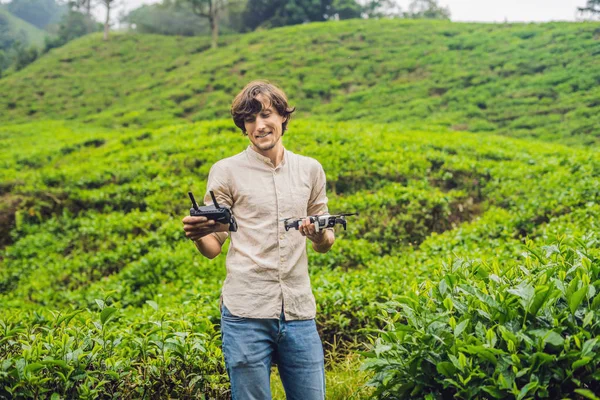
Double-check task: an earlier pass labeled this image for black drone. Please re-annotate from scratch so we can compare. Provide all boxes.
[282,213,358,232]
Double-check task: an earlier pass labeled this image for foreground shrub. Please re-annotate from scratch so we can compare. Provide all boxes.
[0,302,227,399]
[364,236,600,399]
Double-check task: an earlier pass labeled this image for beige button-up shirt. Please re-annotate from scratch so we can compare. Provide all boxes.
[203,145,331,320]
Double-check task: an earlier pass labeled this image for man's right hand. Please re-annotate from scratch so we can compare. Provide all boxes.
[182,216,229,242]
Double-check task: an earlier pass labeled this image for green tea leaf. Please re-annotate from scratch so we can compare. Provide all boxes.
[454,319,469,337]
[566,277,580,299]
[25,362,45,374]
[41,359,70,371]
[531,352,554,369]
[436,361,456,377]
[583,310,594,327]
[95,299,105,310]
[581,338,598,358]
[15,358,25,380]
[528,284,553,316]
[438,279,448,297]
[462,345,500,365]
[591,294,600,310]
[569,285,588,314]
[530,329,564,348]
[482,386,505,398]
[55,310,84,327]
[572,357,592,369]
[507,282,534,309]
[517,381,538,400]
[146,300,159,311]
[575,389,600,400]
[544,331,564,347]
[443,297,453,312]
[100,307,117,325]
[498,326,518,344]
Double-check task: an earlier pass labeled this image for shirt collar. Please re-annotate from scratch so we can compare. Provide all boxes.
[246,145,287,169]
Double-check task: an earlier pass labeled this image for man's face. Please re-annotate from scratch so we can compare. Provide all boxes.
[244,94,287,153]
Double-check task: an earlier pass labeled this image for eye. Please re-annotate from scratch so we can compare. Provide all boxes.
[260,113,271,118]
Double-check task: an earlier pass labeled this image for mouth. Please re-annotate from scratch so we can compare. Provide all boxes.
[256,132,271,139]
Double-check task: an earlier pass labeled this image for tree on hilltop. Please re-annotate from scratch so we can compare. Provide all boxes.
[44,1,98,51]
[240,0,447,31]
[404,0,450,20]
[177,0,243,49]
[242,0,329,30]
[360,0,402,18]
[578,0,600,19]
[123,3,210,36]
[72,0,93,17]
[241,0,399,30]
[97,0,118,40]
[331,0,363,19]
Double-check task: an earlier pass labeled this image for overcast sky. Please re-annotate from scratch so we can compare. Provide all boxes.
[99,0,589,23]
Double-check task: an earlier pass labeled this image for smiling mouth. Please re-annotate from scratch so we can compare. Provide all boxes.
[256,132,271,138]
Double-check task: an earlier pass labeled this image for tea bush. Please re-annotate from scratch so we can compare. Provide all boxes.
[0,302,228,399]
[364,232,600,399]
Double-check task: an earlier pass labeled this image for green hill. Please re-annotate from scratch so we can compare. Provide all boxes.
[0,19,599,145]
[0,8,47,48]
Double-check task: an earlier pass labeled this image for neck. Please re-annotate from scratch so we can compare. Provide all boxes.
[252,140,285,167]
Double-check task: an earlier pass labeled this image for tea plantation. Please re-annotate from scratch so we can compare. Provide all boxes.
[1,18,599,399]
[1,19,599,145]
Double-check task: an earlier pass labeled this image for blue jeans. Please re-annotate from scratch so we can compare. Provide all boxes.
[220,304,325,400]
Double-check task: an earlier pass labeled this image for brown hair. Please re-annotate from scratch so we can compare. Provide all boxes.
[231,80,296,135]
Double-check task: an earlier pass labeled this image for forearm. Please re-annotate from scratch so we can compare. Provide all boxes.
[194,234,222,259]
[311,229,335,253]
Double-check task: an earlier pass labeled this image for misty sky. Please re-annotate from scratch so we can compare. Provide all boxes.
[102,0,589,23]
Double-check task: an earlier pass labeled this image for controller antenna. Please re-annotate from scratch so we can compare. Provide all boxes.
[188,192,200,211]
[210,190,221,208]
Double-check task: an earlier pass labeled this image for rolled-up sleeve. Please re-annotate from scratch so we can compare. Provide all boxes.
[307,162,329,216]
[204,163,232,245]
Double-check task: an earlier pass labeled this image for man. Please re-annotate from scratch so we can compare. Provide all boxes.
[182,80,335,400]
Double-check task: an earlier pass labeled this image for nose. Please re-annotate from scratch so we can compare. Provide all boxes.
[256,116,267,131]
